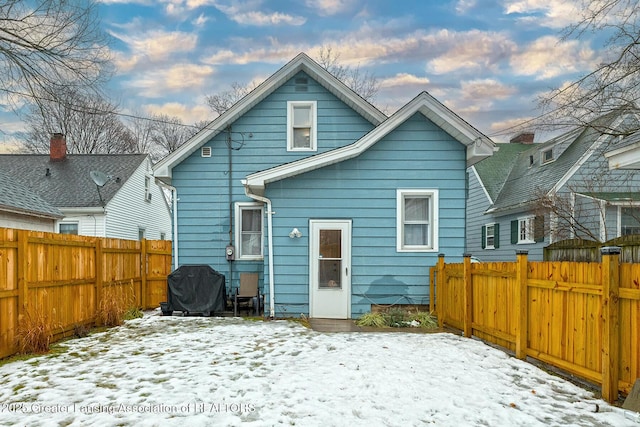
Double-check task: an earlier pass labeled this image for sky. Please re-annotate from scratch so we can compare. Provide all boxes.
[0,314,636,426]
[0,0,609,151]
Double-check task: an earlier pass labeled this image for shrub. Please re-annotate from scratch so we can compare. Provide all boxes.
[356,309,438,329]
[96,281,140,327]
[355,312,388,328]
[409,311,438,329]
[16,307,61,354]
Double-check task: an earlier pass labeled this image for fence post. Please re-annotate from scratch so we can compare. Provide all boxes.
[17,229,29,318]
[429,266,436,316]
[463,254,472,337]
[437,254,446,328]
[141,238,147,309]
[95,238,103,315]
[515,250,529,360]
[601,246,621,403]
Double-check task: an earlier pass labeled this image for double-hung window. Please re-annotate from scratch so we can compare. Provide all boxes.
[287,101,317,151]
[235,203,264,259]
[511,216,544,244]
[397,189,439,252]
[482,223,499,249]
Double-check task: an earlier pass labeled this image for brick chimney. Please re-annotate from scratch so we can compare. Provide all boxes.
[50,133,67,161]
[510,132,534,144]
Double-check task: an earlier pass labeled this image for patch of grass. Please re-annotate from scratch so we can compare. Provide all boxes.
[123,307,144,321]
[356,309,438,329]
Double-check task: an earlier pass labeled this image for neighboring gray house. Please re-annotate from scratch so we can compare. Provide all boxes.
[0,134,172,240]
[154,53,495,319]
[467,114,640,261]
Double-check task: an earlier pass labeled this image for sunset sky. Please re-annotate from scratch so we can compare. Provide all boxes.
[0,1,608,150]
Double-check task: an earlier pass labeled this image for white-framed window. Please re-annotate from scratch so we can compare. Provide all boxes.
[287,101,317,151]
[396,189,439,252]
[59,222,78,235]
[620,207,640,235]
[144,176,151,202]
[138,227,146,241]
[541,148,554,164]
[482,223,498,249]
[235,202,264,259]
[515,216,535,244]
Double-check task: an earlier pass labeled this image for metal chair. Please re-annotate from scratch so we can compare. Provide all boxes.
[234,273,261,316]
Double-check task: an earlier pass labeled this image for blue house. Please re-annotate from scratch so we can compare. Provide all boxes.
[154,53,495,319]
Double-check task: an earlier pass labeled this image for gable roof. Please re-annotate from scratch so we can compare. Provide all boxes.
[154,52,388,182]
[0,154,148,209]
[243,91,495,195]
[482,113,627,214]
[0,169,63,219]
[472,142,532,203]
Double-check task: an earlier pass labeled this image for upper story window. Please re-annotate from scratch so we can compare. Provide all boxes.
[235,202,264,260]
[144,176,151,202]
[396,189,439,252]
[287,101,317,151]
[541,148,554,164]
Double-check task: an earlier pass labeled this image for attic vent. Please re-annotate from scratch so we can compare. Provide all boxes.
[295,77,308,92]
[201,147,212,157]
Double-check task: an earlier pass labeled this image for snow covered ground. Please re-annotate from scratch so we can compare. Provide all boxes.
[0,313,636,427]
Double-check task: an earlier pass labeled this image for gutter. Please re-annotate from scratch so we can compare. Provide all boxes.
[156,180,179,270]
[242,180,275,318]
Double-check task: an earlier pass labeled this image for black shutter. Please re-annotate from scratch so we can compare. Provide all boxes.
[494,223,500,248]
[511,220,518,244]
[481,226,486,249]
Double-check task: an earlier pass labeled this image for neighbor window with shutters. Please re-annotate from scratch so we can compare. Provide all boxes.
[396,189,439,252]
[482,223,499,249]
[511,216,544,244]
[287,101,317,151]
[235,202,264,259]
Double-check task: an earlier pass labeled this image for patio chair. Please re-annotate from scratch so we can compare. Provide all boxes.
[234,273,262,316]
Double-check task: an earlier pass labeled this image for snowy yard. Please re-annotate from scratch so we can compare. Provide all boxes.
[0,313,635,427]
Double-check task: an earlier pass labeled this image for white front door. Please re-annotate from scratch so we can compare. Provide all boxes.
[309,220,351,319]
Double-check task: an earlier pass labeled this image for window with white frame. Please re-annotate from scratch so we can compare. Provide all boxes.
[483,223,498,249]
[59,222,78,235]
[287,101,317,151]
[621,207,640,235]
[144,176,151,202]
[516,217,535,243]
[236,203,264,259]
[541,148,554,164]
[397,189,439,251]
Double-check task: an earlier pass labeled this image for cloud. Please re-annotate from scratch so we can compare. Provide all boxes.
[461,79,516,100]
[380,73,430,88]
[109,29,198,70]
[305,0,357,16]
[455,0,477,14]
[426,29,517,74]
[192,13,209,26]
[143,102,212,124]
[211,1,306,26]
[126,63,215,97]
[510,35,597,79]
[503,0,579,29]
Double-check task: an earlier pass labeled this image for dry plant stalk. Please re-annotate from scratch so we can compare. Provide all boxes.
[16,307,60,354]
[96,281,133,327]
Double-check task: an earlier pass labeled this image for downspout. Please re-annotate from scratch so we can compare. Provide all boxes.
[157,180,179,270]
[242,180,275,318]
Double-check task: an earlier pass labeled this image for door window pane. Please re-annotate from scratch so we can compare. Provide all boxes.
[318,229,341,289]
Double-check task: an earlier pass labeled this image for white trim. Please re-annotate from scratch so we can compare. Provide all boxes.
[287,101,317,151]
[484,222,496,249]
[540,147,555,164]
[470,165,493,204]
[58,221,79,235]
[517,216,535,244]
[396,189,439,252]
[606,139,640,170]
[234,202,264,260]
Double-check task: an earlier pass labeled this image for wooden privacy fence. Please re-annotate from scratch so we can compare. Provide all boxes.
[0,228,172,359]
[430,248,640,403]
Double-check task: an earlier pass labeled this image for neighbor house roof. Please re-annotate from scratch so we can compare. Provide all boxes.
[154,52,388,183]
[243,91,496,195]
[473,142,532,203]
[605,130,640,170]
[0,169,63,219]
[0,154,148,209]
[481,113,629,215]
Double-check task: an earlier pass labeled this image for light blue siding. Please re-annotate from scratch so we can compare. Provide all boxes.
[173,72,376,293]
[266,113,467,317]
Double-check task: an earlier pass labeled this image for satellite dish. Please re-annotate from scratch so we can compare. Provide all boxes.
[90,170,111,187]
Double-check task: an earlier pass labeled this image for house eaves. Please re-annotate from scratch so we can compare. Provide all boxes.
[605,131,640,170]
[153,52,388,183]
[243,91,495,194]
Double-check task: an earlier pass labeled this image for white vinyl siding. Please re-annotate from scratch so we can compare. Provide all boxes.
[396,189,439,252]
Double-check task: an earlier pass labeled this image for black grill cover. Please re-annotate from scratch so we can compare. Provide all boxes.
[167,265,226,314]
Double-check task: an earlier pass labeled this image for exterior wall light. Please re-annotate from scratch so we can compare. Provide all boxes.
[289,228,302,238]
